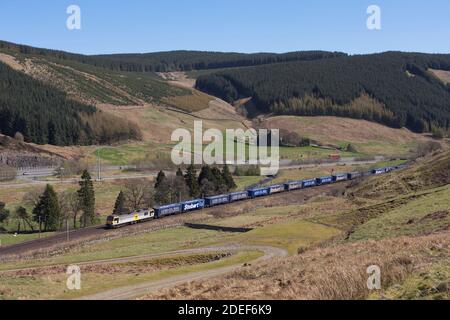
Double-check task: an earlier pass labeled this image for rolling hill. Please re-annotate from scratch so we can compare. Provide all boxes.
[142,150,450,300]
[195,52,450,133]
[1,40,449,151]
[0,61,141,146]
[0,40,345,72]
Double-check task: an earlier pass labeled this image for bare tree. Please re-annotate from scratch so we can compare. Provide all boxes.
[58,190,82,229]
[123,179,154,211]
[14,206,34,233]
[23,187,45,209]
[168,175,190,202]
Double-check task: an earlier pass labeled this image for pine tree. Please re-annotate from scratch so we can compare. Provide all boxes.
[155,170,166,189]
[211,167,226,193]
[222,165,236,190]
[199,179,216,197]
[0,202,10,223]
[32,184,61,231]
[198,165,214,186]
[77,170,96,228]
[113,191,127,216]
[184,165,200,198]
[154,179,171,205]
[198,165,217,194]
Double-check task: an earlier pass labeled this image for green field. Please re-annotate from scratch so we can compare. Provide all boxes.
[0,232,55,246]
[0,251,262,300]
[348,185,450,241]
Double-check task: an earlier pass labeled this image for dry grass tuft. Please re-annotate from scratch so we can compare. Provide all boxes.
[143,232,450,300]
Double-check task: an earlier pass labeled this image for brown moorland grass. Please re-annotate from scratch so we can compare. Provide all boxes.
[349,150,450,200]
[261,114,430,155]
[143,232,450,300]
[429,69,450,84]
[162,89,213,113]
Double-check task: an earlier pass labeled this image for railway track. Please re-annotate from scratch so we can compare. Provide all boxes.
[0,182,350,259]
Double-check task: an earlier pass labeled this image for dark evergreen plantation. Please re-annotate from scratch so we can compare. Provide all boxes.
[196,52,450,132]
[3,39,450,136]
[0,62,140,145]
[0,40,344,72]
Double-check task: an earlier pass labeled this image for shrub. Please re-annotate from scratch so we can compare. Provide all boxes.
[346,143,358,153]
[432,127,445,140]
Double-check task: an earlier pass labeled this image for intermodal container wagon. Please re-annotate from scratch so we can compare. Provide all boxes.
[268,184,285,194]
[248,187,270,198]
[332,173,348,182]
[229,191,248,202]
[302,179,317,188]
[284,181,302,191]
[205,194,230,207]
[347,172,362,180]
[182,199,205,212]
[372,168,386,175]
[154,203,182,218]
[316,176,333,185]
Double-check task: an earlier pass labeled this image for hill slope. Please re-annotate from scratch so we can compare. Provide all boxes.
[0,40,345,72]
[143,151,450,300]
[0,61,141,146]
[0,51,189,107]
[195,52,450,133]
[261,115,434,156]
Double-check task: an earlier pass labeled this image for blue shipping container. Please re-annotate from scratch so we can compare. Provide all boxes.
[182,199,205,212]
[154,203,182,218]
[347,172,362,180]
[372,168,386,175]
[229,191,248,202]
[285,181,302,191]
[205,195,230,207]
[248,188,269,198]
[268,184,285,194]
[302,179,316,188]
[332,174,348,182]
[316,176,333,185]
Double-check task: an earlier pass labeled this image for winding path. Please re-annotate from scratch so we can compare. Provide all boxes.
[77,245,287,300]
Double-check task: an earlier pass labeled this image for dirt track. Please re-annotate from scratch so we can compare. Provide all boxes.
[77,245,288,300]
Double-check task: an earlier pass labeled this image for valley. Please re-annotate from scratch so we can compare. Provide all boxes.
[0,40,449,301]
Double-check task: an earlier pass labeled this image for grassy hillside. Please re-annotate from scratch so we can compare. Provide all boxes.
[350,150,450,200]
[196,52,450,133]
[0,61,141,146]
[141,151,450,300]
[262,115,434,157]
[0,51,190,107]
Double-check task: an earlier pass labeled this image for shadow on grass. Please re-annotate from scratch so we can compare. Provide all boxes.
[185,223,253,233]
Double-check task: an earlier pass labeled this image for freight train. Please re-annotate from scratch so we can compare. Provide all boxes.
[106,165,406,228]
